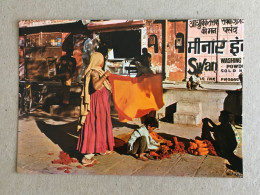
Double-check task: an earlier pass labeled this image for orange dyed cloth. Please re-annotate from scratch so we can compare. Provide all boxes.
[173,137,186,154]
[108,74,164,122]
[150,131,173,147]
[150,131,164,142]
[187,139,217,156]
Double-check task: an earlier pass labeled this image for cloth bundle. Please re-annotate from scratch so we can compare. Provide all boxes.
[188,138,217,156]
[149,131,174,160]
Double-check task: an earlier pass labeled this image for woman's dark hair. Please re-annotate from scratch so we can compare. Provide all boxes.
[144,117,159,128]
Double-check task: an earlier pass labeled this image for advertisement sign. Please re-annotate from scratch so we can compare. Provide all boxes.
[187,19,244,82]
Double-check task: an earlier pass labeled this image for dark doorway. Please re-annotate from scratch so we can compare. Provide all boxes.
[100,30,141,58]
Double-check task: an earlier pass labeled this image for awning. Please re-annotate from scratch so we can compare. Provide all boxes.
[19,20,80,28]
[87,20,145,32]
[19,20,89,35]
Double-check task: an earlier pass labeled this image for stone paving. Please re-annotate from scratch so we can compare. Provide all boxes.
[17,110,243,177]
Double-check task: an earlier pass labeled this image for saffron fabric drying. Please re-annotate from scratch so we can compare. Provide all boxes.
[108,73,164,122]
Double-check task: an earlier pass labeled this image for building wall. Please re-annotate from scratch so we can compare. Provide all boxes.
[145,20,187,81]
[166,20,186,81]
[158,88,228,123]
[145,19,244,82]
[187,19,244,82]
[146,21,163,67]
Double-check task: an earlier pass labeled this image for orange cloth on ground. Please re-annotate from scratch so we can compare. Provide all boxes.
[108,74,164,122]
[187,138,217,156]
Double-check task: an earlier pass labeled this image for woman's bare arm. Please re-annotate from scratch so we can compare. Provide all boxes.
[91,70,110,90]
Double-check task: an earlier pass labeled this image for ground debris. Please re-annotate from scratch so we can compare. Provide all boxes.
[52,151,78,165]
[51,151,80,173]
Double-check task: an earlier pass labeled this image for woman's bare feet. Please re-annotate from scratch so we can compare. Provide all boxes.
[138,153,149,161]
[82,157,98,166]
[100,150,115,155]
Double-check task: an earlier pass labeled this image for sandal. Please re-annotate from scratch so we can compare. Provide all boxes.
[82,158,98,166]
[100,150,115,155]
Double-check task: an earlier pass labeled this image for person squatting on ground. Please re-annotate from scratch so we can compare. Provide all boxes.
[187,71,204,90]
[56,49,76,105]
[127,117,160,161]
[201,110,237,158]
[77,52,115,166]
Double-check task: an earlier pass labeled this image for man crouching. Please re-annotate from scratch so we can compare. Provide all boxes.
[127,117,160,161]
[187,71,204,90]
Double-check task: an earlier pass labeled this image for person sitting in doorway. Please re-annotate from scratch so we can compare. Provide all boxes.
[127,117,160,161]
[130,48,158,77]
[187,71,204,90]
[135,53,156,77]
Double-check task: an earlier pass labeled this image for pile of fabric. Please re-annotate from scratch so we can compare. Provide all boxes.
[187,138,217,156]
[148,134,217,159]
[149,146,173,160]
[172,137,186,154]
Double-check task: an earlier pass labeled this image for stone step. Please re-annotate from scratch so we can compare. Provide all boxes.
[177,100,202,113]
[49,105,80,117]
[174,112,201,125]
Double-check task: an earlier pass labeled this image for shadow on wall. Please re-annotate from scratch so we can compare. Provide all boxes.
[224,90,242,125]
[159,103,177,123]
[223,90,243,172]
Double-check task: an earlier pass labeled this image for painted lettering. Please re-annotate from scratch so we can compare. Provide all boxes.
[221,77,240,81]
[188,38,243,55]
[230,37,243,56]
[187,58,197,74]
[188,57,217,75]
[220,57,241,63]
[226,64,243,69]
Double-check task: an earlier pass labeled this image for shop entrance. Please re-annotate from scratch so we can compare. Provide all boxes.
[100,30,141,58]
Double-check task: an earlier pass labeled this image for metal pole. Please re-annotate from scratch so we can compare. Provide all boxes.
[163,20,167,81]
[185,20,188,81]
[216,20,219,83]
